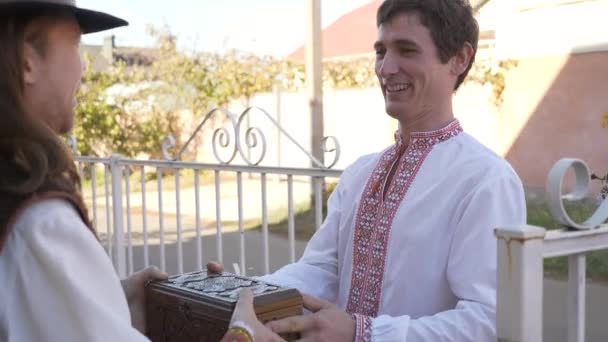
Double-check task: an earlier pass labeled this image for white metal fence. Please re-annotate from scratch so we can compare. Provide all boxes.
[75,156,341,278]
[71,107,343,279]
[496,158,608,342]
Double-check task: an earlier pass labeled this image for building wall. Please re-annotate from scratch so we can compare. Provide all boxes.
[225,48,608,192]
[205,1,608,187]
[226,88,397,170]
[493,0,608,60]
[501,51,608,189]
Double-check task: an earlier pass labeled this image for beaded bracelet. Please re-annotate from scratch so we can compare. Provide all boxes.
[221,321,254,342]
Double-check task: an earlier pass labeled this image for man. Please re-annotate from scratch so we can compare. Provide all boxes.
[0,1,281,341]
[259,1,526,341]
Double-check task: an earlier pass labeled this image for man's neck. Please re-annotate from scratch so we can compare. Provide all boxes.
[398,109,455,144]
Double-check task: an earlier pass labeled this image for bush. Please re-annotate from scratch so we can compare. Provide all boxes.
[73,26,512,158]
[527,196,608,281]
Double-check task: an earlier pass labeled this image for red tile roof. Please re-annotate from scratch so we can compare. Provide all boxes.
[288,0,492,61]
[288,0,382,61]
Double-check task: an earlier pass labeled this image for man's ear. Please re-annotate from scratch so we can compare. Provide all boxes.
[450,42,475,77]
[23,43,40,85]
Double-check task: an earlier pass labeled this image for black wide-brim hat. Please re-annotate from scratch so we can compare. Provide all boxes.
[0,0,128,34]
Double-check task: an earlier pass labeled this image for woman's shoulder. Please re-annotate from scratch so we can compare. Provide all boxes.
[15,198,85,227]
[9,198,93,247]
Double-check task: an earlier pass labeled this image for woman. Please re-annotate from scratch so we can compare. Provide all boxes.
[0,1,282,341]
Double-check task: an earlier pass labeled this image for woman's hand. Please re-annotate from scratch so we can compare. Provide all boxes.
[121,266,168,333]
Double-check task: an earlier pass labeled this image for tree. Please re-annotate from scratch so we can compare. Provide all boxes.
[73,27,515,158]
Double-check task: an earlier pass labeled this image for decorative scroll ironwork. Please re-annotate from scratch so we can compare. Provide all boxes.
[161,106,341,168]
[66,135,78,155]
[161,135,176,161]
[67,106,342,168]
[321,136,341,169]
[546,158,608,230]
[162,107,239,164]
[237,107,268,166]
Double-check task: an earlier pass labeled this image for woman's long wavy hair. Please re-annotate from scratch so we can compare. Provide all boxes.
[0,8,91,234]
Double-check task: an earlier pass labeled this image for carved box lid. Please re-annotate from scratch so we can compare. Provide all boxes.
[147,270,302,317]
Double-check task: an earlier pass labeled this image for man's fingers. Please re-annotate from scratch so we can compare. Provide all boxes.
[268,331,288,342]
[266,315,316,334]
[302,294,332,312]
[207,261,224,273]
[294,336,316,342]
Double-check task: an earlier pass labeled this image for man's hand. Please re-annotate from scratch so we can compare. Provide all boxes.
[207,261,224,274]
[121,266,168,333]
[266,295,355,342]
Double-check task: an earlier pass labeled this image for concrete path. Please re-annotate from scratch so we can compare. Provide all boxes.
[85,177,317,251]
[543,278,608,342]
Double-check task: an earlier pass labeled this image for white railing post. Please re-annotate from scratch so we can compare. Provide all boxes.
[110,154,126,278]
[567,253,586,342]
[496,225,546,342]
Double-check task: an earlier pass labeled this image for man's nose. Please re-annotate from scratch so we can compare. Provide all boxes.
[378,51,399,77]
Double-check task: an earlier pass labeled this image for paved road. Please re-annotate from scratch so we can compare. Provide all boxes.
[89,178,607,341]
[543,278,608,342]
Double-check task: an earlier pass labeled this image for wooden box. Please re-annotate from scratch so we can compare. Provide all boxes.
[145,270,303,341]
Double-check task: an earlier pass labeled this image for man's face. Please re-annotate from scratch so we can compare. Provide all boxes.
[22,15,83,135]
[374,12,456,125]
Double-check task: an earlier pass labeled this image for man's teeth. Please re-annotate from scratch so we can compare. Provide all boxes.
[386,84,410,92]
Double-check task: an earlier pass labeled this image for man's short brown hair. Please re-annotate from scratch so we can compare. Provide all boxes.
[377,0,479,90]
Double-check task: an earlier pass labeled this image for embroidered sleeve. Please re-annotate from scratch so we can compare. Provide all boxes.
[353,313,373,342]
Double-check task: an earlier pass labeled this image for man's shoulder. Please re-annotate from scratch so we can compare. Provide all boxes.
[450,133,520,181]
[340,150,387,180]
[331,150,388,192]
[346,152,381,171]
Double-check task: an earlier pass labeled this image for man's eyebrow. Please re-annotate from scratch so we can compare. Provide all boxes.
[393,38,419,48]
[374,38,419,50]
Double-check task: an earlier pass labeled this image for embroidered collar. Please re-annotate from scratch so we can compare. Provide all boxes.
[347,119,463,317]
[394,119,463,151]
[370,119,463,195]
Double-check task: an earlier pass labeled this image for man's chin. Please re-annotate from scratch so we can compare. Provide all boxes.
[385,104,407,120]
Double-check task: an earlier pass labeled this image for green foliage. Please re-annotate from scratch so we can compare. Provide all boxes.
[74,56,167,157]
[74,26,514,158]
[601,112,608,128]
[323,58,377,89]
[467,59,518,106]
[319,55,517,104]
[74,57,126,156]
[527,197,608,282]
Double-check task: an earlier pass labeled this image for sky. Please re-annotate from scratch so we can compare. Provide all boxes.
[79,0,372,57]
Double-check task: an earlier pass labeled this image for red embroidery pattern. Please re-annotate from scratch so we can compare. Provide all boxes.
[353,313,373,342]
[346,120,462,317]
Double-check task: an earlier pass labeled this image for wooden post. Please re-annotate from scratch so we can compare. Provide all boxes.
[306,0,324,211]
[306,0,324,168]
